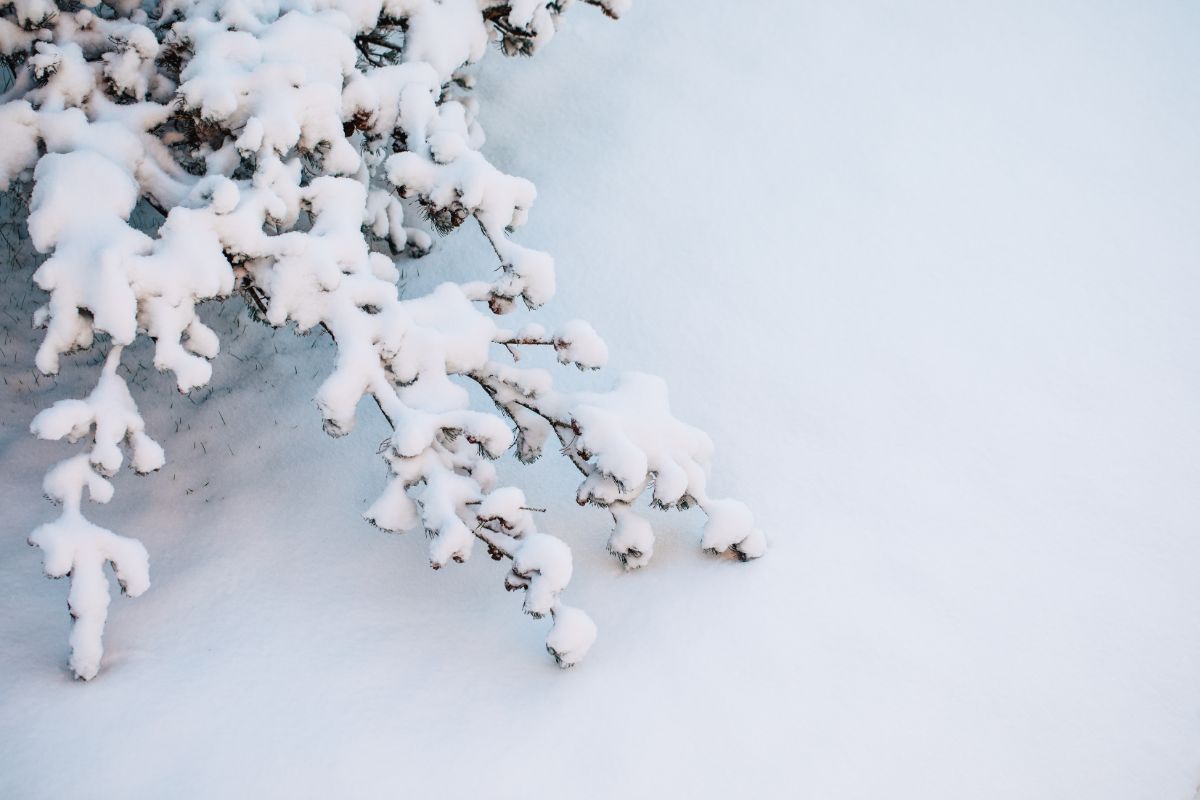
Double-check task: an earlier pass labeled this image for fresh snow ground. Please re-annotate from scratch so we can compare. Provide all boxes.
[3,1,1200,798]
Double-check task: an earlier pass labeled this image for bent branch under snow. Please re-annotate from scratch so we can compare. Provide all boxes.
[7,0,764,680]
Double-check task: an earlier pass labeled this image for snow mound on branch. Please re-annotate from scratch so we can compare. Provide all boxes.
[28,511,149,681]
[554,319,608,369]
[571,373,712,504]
[546,605,597,668]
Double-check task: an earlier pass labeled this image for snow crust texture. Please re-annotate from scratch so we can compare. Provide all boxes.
[5,0,762,679]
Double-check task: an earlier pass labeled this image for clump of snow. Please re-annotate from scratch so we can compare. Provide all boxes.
[546,605,597,668]
[607,504,654,570]
[506,533,573,618]
[0,101,38,189]
[563,373,765,561]
[700,498,767,560]
[31,349,165,476]
[477,486,536,538]
[554,319,608,369]
[28,511,149,681]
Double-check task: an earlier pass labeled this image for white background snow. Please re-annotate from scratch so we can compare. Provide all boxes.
[3,1,1199,797]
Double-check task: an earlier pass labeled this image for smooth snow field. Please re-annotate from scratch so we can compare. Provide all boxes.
[3,1,1199,798]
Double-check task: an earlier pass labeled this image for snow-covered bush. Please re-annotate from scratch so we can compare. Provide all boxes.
[3,0,765,680]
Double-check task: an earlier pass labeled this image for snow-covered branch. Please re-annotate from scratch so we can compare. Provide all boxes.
[6,0,764,680]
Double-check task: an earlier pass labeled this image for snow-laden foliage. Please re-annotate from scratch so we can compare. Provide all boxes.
[3,0,763,680]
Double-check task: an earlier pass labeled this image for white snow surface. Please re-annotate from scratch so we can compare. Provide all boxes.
[3,1,1200,798]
